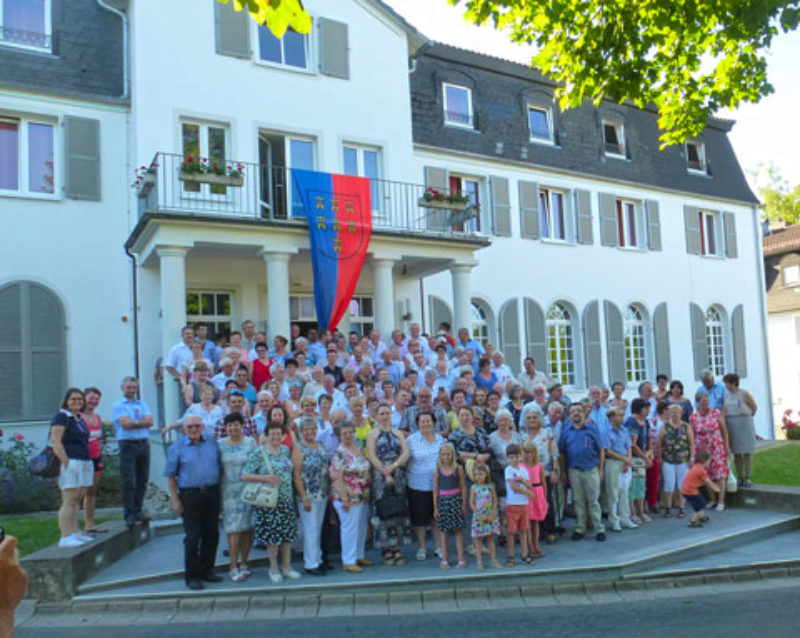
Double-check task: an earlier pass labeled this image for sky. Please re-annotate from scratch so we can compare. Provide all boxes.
[384,0,800,195]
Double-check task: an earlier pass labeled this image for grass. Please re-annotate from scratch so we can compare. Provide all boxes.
[2,515,121,557]
[751,443,800,487]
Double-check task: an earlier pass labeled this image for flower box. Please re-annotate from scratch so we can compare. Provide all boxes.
[179,171,244,188]
[417,197,469,211]
[136,172,156,197]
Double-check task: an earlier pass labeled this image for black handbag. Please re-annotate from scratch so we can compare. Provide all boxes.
[29,445,60,479]
[376,489,408,520]
[489,458,507,498]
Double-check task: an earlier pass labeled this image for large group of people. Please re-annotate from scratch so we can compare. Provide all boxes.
[47,319,758,590]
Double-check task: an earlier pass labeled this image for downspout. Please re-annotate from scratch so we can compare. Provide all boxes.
[753,204,775,438]
[125,246,141,384]
[96,0,129,99]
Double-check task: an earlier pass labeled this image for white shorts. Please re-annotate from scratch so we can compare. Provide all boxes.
[661,461,689,493]
[58,459,94,490]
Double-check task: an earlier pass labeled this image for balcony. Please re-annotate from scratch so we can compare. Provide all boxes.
[135,153,483,240]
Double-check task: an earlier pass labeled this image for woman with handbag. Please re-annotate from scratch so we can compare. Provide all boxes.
[366,403,412,565]
[329,421,372,573]
[241,420,300,583]
[51,388,95,548]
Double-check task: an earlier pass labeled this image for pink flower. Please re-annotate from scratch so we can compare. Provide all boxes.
[14,433,24,441]
[0,429,4,437]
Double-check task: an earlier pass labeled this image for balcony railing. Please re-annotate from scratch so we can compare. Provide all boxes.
[135,153,482,238]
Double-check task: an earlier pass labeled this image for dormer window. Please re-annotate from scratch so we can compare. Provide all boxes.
[783,264,800,287]
[0,0,51,51]
[528,106,553,143]
[443,83,473,129]
[686,140,706,173]
[603,121,625,157]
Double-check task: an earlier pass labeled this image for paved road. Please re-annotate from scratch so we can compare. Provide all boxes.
[17,581,800,638]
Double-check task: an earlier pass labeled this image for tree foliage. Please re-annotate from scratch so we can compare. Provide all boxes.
[450,0,800,147]
[759,165,800,224]
[218,0,311,38]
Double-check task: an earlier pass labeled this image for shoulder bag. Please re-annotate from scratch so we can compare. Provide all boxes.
[241,447,279,508]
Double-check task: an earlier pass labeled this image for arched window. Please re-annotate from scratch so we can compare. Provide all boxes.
[705,306,726,376]
[546,303,575,385]
[0,281,66,421]
[624,305,648,383]
[470,300,492,347]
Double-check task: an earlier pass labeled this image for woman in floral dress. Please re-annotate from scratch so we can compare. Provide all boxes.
[366,403,412,565]
[690,392,730,510]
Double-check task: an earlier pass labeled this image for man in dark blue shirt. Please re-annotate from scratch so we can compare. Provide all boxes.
[559,403,607,542]
[165,414,223,590]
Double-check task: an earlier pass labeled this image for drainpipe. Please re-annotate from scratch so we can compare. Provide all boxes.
[96,0,129,99]
[752,204,775,438]
[124,246,141,385]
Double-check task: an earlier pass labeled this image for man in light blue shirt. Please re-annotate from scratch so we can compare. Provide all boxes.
[695,369,726,410]
[588,386,610,431]
[456,327,485,359]
[601,407,636,531]
[111,377,153,528]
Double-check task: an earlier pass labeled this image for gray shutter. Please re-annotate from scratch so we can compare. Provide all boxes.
[684,205,701,255]
[523,298,547,374]
[429,295,452,334]
[0,284,22,420]
[490,176,511,236]
[214,0,251,58]
[604,300,625,385]
[64,116,100,200]
[723,211,738,258]
[690,302,707,379]
[574,188,593,244]
[29,284,66,415]
[499,299,521,374]
[518,181,540,239]
[583,300,603,387]
[645,200,662,251]
[318,18,349,79]
[731,304,747,377]
[598,192,618,247]
[424,166,449,231]
[653,302,671,379]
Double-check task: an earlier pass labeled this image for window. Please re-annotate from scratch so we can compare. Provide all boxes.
[603,121,625,157]
[443,83,473,128]
[546,303,575,385]
[616,199,641,248]
[449,175,480,232]
[470,300,493,347]
[0,116,54,196]
[186,291,232,339]
[258,131,315,218]
[686,141,706,172]
[699,210,721,256]
[343,144,382,215]
[538,188,568,241]
[181,120,230,195]
[784,264,800,287]
[624,305,648,384]
[528,106,553,143]
[348,296,374,336]
[257,25,308,69]
[705,307,726,377]
[0,0,50,50]
[0,281,65,422]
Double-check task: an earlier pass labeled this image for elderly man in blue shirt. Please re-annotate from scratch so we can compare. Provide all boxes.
[602,407,637,532]
[559,403,607,541]
[111,377,154,529]
[695,368,726,410]
[165,414,223,590]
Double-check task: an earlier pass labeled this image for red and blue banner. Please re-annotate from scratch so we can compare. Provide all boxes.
[292,169,372,330]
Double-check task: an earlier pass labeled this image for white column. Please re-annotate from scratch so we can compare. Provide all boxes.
[157,245,188,425]
[451,263,474,335]
[372,258,396,339]
[261,250,292,340]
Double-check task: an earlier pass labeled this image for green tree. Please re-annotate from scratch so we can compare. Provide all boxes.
[218,0,311,38]
[759,165,800,224]
[450,0,800,146]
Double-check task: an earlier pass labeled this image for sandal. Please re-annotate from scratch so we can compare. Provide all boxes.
[663,509,672,518]
[391,548,406,565]
[532,549,545,558]
[229,569,247,582]
[505,557,515,568]
[677,509,686,519]
[688,521,704,528]
[415,548,426,561]
[439,560,450,569]
[456,560,467,569]
[523,555,536,565]
[382,549,395,565]
[84,527,109,534]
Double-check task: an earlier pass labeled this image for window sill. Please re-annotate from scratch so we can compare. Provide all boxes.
[529,137,558,147]
[0,40,52,55]
[687,168,711,178]
[0,190,60,202]
[540,237,575,246]
[444,121,477,132]
[604,152,630,161]
[253,58,314,76]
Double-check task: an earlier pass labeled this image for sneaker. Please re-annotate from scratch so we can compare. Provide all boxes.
[239,563,251,576]
[74,533,95,543]
[282,568,301,580]
[611,523,622,532]
[596,532,607,542]
[716,503,725,512]
[269,571,283,583]
[58,536,85,548]
[435,547,444,560]
[571,531,584,541]
[622,522,639,529]
[641,514,652,523]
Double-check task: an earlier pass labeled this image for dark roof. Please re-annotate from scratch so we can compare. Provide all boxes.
[411,43,759,205]
[763,224,800,256]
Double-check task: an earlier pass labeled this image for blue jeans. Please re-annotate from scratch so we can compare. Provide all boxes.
[119,439,150,523]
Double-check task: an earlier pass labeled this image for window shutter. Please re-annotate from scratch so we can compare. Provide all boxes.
[604,300,625,385]
[64,116,101,201]
[518,181,540,239]
[490,176,511,237]
[690,302,707,379]
[684,205,701,255]
[499,299,521,374]
[424,166,449,232]
[598,192,618,247]
[0,284,22,421]
[29,284,66,416]
[428,296,452,335]
[645,200,662,251]
[723,211,738,258]
[731,304,747,377]
[214,0,251,58]
[318,18,349,79]
[583,300,603,387]
[523,297,547,374]
[574,188,593,244]
[653,302,671,379]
